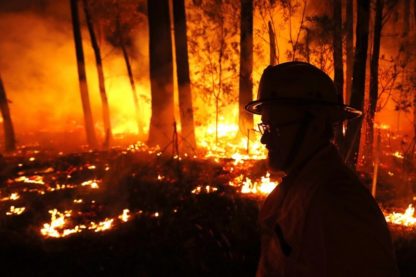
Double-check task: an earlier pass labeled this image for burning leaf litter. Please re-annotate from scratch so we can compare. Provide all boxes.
[384,204,416,227]
[0,141,415,243]
[6,205,26,216]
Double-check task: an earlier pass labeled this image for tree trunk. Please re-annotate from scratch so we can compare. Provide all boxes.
[120,41,143,137]
[147,0,175,147]
[82,0,112,149]
[268,21,277,65]
[238,0,254,136]
[366,0,384,169]
[345,0,354,104]
[343,0,370,168]
[333,0,344,149]
[173,0,196,150]
[0,75,16,152]
[70,0,97,148]
[304,27,310,63]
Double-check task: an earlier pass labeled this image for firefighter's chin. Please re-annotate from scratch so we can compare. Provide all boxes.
[267,150,286,173]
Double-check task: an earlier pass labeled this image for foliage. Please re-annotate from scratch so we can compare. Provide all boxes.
[87,0,146,49]
[187,0,240,125]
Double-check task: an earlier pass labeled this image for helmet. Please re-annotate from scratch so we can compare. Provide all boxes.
[245,62,362,122]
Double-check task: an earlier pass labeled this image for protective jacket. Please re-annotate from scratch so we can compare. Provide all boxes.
[257,144,399,277]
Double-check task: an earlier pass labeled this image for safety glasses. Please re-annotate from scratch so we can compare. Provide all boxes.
[257,119,304,135]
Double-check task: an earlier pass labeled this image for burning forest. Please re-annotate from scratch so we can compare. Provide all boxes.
[0,0,416,275]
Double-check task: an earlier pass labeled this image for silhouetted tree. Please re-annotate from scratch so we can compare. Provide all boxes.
[70,0,97,148]
[82,0,112,148]
[345,0,354,104]
[173,0,196,150]
[239,0,254,136]
[0,75,16,152]
[366,0,384,168]
[147,0,175,147]
[344,0,370,168]
[91,0,146,138]
[268,21,278,65]
[333,0,344,148]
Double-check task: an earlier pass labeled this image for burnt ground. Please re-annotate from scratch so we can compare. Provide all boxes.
[0,148,415,276]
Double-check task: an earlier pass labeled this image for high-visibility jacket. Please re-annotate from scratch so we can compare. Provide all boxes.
[257,144,399,277]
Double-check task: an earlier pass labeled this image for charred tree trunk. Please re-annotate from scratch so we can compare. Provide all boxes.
[82,0,112,149]
[333,0,344,149]
[344,0,370,168]
[70,0,97,148]
[0,75,16,152]
[238,0,254,136]
[147,0,174,147]
[345,0,354,104]
[173,0,196,150]
[268,21,277,65]
[366,0,384,168]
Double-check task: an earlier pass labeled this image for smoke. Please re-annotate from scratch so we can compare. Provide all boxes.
[0,0,151,149]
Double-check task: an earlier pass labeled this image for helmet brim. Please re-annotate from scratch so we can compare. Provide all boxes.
[245,98,362,122]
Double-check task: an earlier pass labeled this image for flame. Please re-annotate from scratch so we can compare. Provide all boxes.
[6,206,26,216]
[191,185,218,194]
[385,204,416,227]
[10,193,20,200]
[14,175,45,185]
[118,209,130,222]
[392,151,404,159]
[81,179,100,189]
[1,192,21,202]
[229,172,278,195]
[41,209,71,238]
[40,208,133,238]
[88,218,114,232]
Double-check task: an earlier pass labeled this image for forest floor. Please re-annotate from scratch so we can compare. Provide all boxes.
[0,145,415,276]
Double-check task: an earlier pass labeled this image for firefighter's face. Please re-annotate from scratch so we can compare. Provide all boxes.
[260,105,304,172]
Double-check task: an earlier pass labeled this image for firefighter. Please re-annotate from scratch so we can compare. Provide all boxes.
[245,62,399,277]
